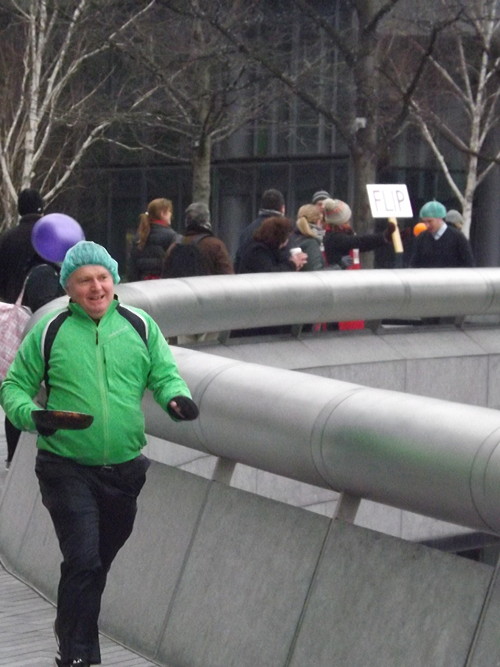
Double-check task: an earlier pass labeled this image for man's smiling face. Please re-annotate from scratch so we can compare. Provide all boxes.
[65,265,114,320]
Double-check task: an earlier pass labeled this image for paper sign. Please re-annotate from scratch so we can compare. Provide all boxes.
[366,184,413,218]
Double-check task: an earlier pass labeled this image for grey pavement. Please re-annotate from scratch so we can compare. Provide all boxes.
[0,408,158,667]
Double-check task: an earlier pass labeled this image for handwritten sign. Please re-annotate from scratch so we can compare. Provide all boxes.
[366,184,413,218]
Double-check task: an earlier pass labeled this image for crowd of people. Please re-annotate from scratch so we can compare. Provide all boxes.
[0,187,476,348]
[0,187,477,341]
[128,187,474,283]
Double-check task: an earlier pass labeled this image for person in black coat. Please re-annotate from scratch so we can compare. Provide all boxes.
[409,200,474,268]
[322,198,393,268]
[0,188,63,469]
[0,188,46,303]
[234,189,286,271]
[0,188,64,311]
[128,198,177,280]
[234,216,307,337]
[237,216,307,274]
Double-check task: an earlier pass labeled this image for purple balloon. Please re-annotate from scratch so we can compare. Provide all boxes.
[31,213,85,262]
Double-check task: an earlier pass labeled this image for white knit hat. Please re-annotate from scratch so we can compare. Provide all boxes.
[323,198,352,226]
[444,209,464,230]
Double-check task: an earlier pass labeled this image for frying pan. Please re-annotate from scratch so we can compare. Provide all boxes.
[32,410,94,431]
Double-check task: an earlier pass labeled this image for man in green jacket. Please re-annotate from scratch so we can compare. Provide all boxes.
[0,241,198,667]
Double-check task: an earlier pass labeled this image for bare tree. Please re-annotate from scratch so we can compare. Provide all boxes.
[121,0,277,205]
[199,0,412,237]
[395,0,500,237]
[0,0,156,230]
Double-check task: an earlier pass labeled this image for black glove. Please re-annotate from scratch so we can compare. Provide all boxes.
[340,255,353,269]
[37,425,56,436]
[31,410,56,436]
[384,221,397,242]
[167,395,199,421]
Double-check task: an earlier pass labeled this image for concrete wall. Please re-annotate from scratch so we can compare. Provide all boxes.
[1,435,499,666]
[144,325,500,545]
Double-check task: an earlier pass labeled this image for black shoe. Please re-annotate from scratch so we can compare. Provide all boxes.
[54,659,90,667]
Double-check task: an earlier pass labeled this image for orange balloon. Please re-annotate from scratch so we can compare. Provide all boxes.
[413,222,427,237]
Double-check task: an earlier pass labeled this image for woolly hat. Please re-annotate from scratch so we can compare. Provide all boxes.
[444,209,464,230]
[185,202,212,231]
[419,200,446,219]
[18,188,44,216]
[59,241,120,287]
[323,198,352,226]
[312,190,331,204]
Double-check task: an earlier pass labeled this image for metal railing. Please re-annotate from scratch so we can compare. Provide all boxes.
[110,267,500,336]
[33,268,500,336]
[143,344,500,535]
[31,268,500,534]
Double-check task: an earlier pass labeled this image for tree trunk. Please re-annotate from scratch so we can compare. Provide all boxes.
[351,143,378,268]
[192,133,212,204]
[351,0,381,245]
[351,142,377,235]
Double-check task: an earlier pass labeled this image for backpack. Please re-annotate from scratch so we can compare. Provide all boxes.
[23,263,64,312]
[162,234,211,278]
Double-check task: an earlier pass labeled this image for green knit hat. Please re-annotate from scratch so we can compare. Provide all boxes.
[419,200,446,219]
[60,241,120,287]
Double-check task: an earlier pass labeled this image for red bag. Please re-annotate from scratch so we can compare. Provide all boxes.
[339,249,364,331]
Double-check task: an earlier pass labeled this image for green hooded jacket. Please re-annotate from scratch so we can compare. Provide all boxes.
[0,299,192,465]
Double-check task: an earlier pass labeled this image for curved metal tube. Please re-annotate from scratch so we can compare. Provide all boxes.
[146,347,500,535]
[113,268,500,336]
[33,268,500,335]
[29,269,500,534]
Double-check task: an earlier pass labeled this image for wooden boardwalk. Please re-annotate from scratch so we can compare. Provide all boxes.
[0,409,158,667]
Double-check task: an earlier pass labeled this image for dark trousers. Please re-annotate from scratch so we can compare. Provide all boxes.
[5,416,21,463]
[35,451,150,664]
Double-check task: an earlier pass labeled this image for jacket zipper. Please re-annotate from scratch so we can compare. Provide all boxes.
[95,328,110,463]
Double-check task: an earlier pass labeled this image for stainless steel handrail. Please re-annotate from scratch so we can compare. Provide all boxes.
[27,268,500,535]
[144,346,500,535]
[113,268,500,336]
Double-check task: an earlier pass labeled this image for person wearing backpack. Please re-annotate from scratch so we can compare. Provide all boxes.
[163,202,233,278]
[128,198,177,281]
[162,202,233,344]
